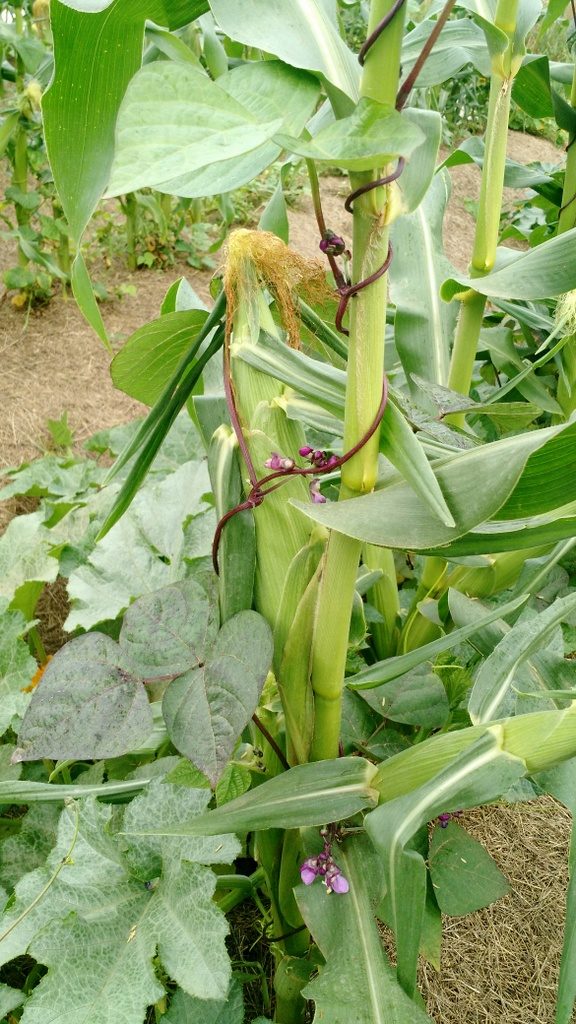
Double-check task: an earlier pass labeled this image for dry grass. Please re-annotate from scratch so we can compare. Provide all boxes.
[420,800,574,1023]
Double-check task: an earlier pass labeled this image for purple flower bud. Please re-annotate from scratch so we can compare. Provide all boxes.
[280,457,295,471]
[326,455,339,468]
[313,450,325,463]
[319,231,346,256]
[299,446,314,458]
[309,479,326,504]
[438,813,451,828]
[264,452,283,470]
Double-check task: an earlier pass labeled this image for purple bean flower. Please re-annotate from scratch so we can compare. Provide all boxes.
[325,867,349,894]
[300,859,319,885]
[437,810,463,828]
[300,831,349,895]
[264,452,294,471]
[309,478,326,504]
[299,445,314,457]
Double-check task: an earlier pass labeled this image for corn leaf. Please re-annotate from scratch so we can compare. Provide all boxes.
[297,835,433,1023]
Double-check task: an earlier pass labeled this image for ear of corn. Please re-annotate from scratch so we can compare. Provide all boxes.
[279,567,319,765]
[373,703,576,801]
[207,424,256,621]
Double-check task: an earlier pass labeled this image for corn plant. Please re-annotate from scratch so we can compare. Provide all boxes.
[4,1,576,1022]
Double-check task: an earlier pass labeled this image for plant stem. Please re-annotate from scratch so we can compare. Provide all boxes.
[123,193,138,271]
[13,121,29,266]
[555,66,576,416]
[342,0,406,494]
[310,531,361,761]
[309,0,407,760]
[447,0,520,422]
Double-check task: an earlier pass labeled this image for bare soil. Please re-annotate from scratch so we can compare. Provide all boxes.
[0,131,573,1023]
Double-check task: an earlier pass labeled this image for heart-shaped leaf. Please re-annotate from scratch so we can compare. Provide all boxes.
[14,634,152,761]
[119,579,219,681]
[163,611,273,785]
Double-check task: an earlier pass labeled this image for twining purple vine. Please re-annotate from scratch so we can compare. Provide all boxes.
[317,0,457,335]
[212,378,388,573]
[212,0,458,571]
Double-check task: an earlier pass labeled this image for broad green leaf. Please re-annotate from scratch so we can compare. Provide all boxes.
[292,420,576,551]
[121,777,239,879]
[66,459,214,630]
[0,111,20,160]
[57,0,208,14]
[209,0,360,101]
[391,170,456,392]
[98,313,225,537]
[21,910,162,1024]
[400,17,490,86]
[119,579,219,681]
[0,796,231,1017]
[0,512,59,605]
[512,55,554,118]
[428,820,509,915]
[162,979,244,1024]
[215,763,251,806]
[0,803,60,892]
[0,600,37,737]
[163,610,273,785]
[111,311,209,405]
[298,834,433,1024]
[0,455,102,503]
[397,109,442,214]
[0,984,24,1018]
[154,61,321,199]
[14,633,153,762]
[458,0,541,59]
[480,325,560,414]
[0,799,140,970]
[367,671,450,729]
[0,24,46,73]
[349,593,527,689]
[366,730,525,995]
[441,226,576,301]
[107,63,283,197]
[512,54,576,132]
[44,0,207,240]
[443,138,561,205]
[469,592,576,724]
[539,0,568,32]
[71,251,111,349]
[275,99,424,171]
[236,334,454,526]
[122,758,379,836]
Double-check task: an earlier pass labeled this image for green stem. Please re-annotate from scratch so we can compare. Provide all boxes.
[558,62,576,234]
[555,66,576,416]
[123,193,138,272]
[310,532,361,761]
[13,121,29,266]
[447,0,520,419]
[309,0,407,761]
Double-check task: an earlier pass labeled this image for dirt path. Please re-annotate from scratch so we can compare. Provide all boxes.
[0,131,573,1023]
